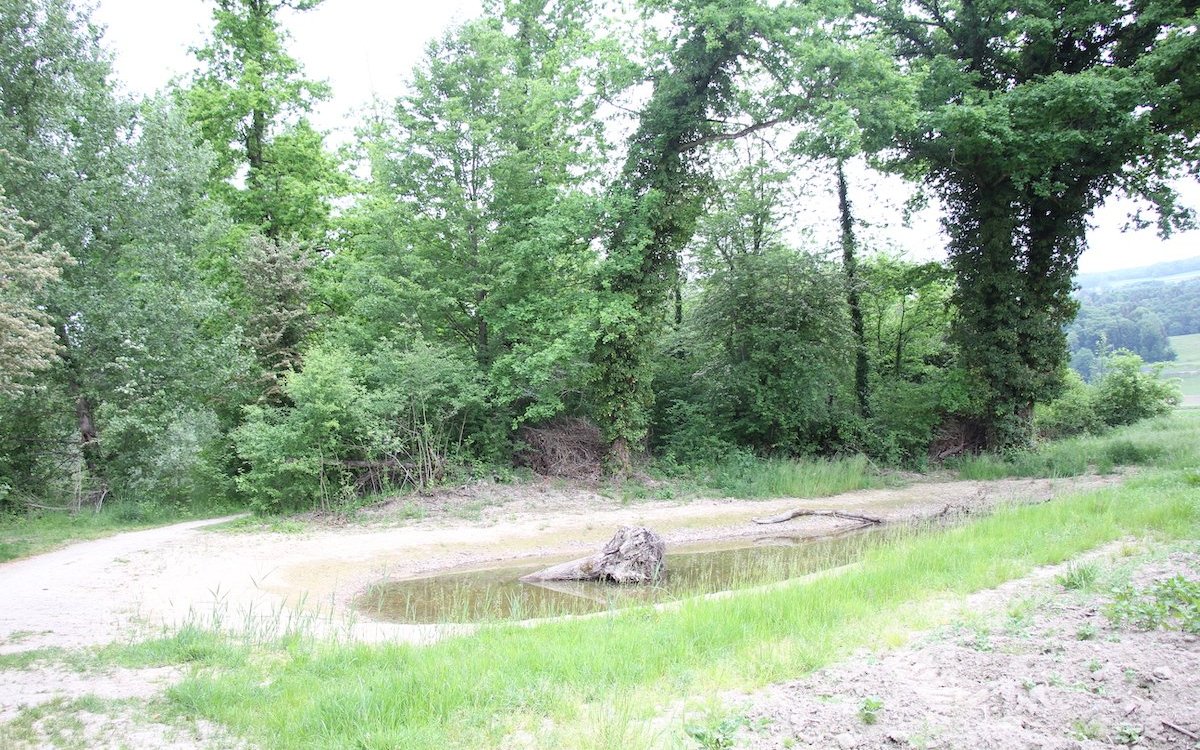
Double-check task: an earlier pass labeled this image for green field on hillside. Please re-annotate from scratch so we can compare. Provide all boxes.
[1166,333,1200,398]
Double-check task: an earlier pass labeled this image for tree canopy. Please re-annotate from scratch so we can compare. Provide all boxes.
[0,0,1194,513]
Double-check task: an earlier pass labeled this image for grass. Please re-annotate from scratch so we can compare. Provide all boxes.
[951,409,1200,480]
[0,496,243,563]
[0,507,175,563]
[1165,333,1200,398]
[675,452,893,499]
[160,464,1199,750]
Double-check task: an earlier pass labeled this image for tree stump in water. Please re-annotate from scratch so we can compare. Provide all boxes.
[520,526,666,584]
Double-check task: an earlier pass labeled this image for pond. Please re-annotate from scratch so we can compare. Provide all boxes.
[357,525,914,624]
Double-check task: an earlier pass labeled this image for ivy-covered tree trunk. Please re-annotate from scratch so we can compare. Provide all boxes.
[591,15,750,473]
[836,159,870,418]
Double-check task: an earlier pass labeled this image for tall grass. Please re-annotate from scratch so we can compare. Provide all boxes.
[691,452,887,498]
[167,468,1199,750]
[952,410,1200,480]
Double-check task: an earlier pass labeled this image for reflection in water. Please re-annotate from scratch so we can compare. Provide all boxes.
[357,526,908,624]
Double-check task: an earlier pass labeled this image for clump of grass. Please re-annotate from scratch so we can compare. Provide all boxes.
[707,453,885,499]
[98,625,248,670]
[1056,562,1099,590]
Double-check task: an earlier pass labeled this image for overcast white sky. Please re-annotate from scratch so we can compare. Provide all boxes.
[93,0,1198,273]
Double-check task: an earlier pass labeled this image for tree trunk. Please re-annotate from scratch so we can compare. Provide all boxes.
[520,526,666,584]
[837,159,870,417]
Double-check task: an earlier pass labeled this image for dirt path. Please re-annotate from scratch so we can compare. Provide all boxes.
[0,474,1124,653]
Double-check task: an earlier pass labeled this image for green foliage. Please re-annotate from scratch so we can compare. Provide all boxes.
[654,159,858,459]
[233,346,366,512]
[1090,352,1180,427]
[591,2,773,468]
[859,696,884,725]
[684,712,748,750]
[0,187,72,394]
[870,0,1200,449]
[233,341,488,512]
[185,0,341,239]
[858,256,968,463]
[1107,576,1200,633]
[345,7,602,446]
[1036,351,1179,443]
[686,249,855,454]
[1035,371,1103,440]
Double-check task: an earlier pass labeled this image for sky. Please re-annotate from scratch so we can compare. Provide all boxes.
[92,0,1199,274]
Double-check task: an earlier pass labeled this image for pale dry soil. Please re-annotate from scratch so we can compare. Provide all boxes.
[0,472,1137,748]
[720,547,1200,750]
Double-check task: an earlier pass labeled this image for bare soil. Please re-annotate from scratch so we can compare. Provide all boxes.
[730,547,1200,750]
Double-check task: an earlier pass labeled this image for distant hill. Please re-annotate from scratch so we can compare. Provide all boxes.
[1077,256,1200,290]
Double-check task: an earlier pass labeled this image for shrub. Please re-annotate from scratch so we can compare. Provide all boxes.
[1036,371,1102,439]
[233,346,367,512]
[1091,352,1180,428]
[233,340,488,512]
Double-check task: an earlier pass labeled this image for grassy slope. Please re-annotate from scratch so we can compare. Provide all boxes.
[1166,333,1200,397]
[160,415,1200,750]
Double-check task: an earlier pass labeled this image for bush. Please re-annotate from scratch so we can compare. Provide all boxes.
[233,346,367,513]
[1091,352,1180,428]
[1035,352,1179,440]
[233,340,488,513]
[1035,371,1102,439]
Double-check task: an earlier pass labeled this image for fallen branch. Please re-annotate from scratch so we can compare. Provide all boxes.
[752,509,884,526]
[1162,720,1198,741]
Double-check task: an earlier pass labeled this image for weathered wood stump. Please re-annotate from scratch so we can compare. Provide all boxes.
[520,526,666,584]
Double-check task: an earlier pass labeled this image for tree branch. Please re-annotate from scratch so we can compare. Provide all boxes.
[680,117,785,152]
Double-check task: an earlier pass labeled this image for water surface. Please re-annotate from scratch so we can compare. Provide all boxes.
[357,527,902,624]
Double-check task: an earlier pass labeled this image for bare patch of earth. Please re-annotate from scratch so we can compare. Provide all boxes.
[726,547,1200,750]
[0,659,248,749]
[0,665,181,723]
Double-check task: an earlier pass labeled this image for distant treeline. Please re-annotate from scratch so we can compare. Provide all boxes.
[1067,277,1200,378]
[1076,256,1200,290]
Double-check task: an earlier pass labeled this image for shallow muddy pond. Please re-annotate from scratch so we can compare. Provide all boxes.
[358,526,909,623]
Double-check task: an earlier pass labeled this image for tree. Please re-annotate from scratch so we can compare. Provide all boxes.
[0,0,134,502]
[865,0,1200,448]
[0,0,250,507]
[0,187,72,394]
[347,2,603,429]
[237,233,314,404]
[186,0,341,240]
[591,0,774,470]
